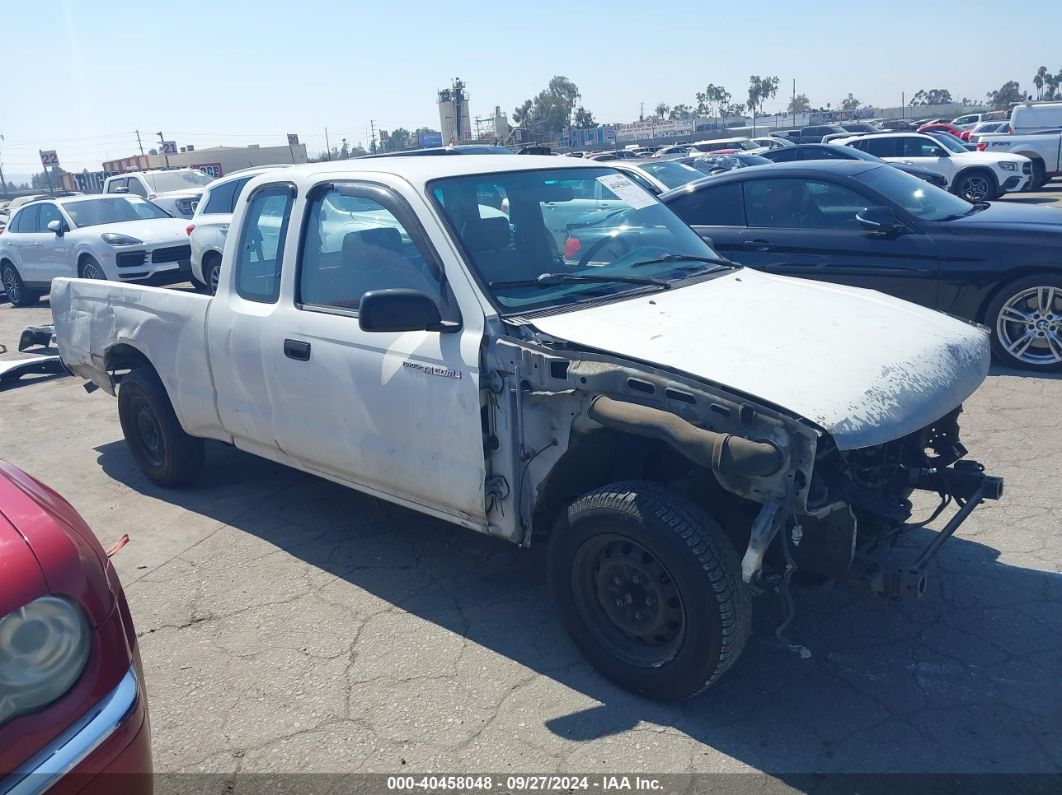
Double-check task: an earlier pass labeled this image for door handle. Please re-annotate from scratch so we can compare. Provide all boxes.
[283,339,311,361]
[743,239,773,251]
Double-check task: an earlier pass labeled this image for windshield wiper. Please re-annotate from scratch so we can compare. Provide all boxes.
[489,272,672,290]
[629,253,739,269]
[940,201,991,222]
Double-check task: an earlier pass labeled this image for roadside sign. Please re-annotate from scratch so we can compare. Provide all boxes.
[417,130,443,148]
[193,162,224,179]
[161,141,178,155]
[39,150,59,166]
[287,133,299,146]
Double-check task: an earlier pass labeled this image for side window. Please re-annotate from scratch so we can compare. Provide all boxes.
[862,137,898,158]
[229,177,254,211]
[234,185,294,304]
[11,205,39,233]
[667,183,744,227]
[901,138,946,158]
[745,179,868,229]
[804,146,847,160]
[767,148,798,162]
[298,187,443,313]
[203,179,239,214]
[126,177,148,197]
[106,178,126,194]
[36,203,63,232]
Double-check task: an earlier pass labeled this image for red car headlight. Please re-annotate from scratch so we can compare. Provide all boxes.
[0,596,90,724]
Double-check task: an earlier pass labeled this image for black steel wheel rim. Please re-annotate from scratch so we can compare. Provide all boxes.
[131,395,165,467]
[571,532,686,667]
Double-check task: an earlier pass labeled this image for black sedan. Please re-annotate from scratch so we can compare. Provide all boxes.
[661,160,1062,371]
[759,143,949,188]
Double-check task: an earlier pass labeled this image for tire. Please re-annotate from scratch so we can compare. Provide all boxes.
[953,169,997,202]
[205,254,222,295]
[985,274,1062,372]
[118,368,205,487]
[1029,160,1047,192]
[1,261,38,307]
[548,481,751,700]
[78,256,106,280]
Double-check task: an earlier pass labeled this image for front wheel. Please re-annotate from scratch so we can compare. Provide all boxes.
[79,256,106,280]
[986,275,1062,372]
[548,481,751,700]
[118,369,205,486]
[954,170,997,202]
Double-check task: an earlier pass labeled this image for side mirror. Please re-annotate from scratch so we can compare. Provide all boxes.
[358,289,458,333]
[856,206,901,234]
[47,219,65,236]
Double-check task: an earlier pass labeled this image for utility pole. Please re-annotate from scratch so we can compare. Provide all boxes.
[901,92,905,120]
[0,135,6,196]
[135,130,144,155]
[792,78,796,127]
[324,127,331,160]
[639,102,645,122]
[370,120,377,154]
[156,131,169,167]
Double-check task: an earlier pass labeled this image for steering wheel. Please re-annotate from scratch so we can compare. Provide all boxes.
[576,232,636,268]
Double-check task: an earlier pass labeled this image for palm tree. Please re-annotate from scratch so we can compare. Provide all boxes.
[1034,66,1048,100]
[654,102,670,120]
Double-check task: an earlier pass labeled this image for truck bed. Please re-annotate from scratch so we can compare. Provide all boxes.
[50,279,226,440]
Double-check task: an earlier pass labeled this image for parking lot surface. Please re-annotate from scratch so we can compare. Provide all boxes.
[1,221,1060,779]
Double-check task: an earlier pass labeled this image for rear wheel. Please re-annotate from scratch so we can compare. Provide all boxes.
[954,169,997,202]
[1,262,38,307]
[548,481,751,700]
[118,369,205,486]
[1030,160,1047,192]
[206,254,222,295]
[986,274,1062,372]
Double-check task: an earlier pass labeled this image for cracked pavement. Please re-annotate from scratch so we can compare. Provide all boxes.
[1,298,1060,780]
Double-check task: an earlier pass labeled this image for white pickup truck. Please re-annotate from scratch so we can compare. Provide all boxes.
[976,128,1062,190]
[51,156,1002,699]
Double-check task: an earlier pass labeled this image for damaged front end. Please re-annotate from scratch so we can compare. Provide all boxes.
[483,327,1002,602]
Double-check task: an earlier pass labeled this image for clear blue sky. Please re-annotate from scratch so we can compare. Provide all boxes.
[2,0,1059,175]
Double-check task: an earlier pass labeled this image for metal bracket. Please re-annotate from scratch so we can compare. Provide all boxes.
[741,498,786,583]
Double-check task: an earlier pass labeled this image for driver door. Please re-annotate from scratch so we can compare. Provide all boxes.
[736,176,942,309]
[897,137,954,184]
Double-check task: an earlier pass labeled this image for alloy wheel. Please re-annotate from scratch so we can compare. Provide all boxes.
[996,285,1062,366]
[1,266,21,304]
[209,264,221,295]
[81,261,104,280]
[958,175,991,202]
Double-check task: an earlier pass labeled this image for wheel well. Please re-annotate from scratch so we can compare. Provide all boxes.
[977,268,1062,323]
[203,249,222,266]
[954,166,996,186]
[0,257,14,271]
[105,343,160,383]
[531,427,750,546]
[76,252,96,275]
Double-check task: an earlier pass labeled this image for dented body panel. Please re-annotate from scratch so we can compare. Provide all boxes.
[531,268,991,451]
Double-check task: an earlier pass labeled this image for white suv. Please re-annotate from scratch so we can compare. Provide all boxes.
[187,166,288,293]
[0,195,191,306]
[836,132,1031,201]
[103,169,214,218]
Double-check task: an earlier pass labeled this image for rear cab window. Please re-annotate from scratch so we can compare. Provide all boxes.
[234,184,295,303]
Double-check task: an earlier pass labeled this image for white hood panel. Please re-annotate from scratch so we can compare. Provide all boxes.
[532,269,990,450]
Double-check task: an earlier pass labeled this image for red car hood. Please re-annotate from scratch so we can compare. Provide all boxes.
[0,461,115,626]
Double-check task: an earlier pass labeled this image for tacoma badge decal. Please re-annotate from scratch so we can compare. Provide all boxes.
[403,361,462,380]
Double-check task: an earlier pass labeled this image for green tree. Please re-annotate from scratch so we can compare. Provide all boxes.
[910,88,953,106]
[695,84,730,118]
[381,128,412,152]
[788,93,810,113]
[986,80,1024,109]
[512,99,534,128]
[669,103,693,120]
[339,138,350,159]
[573,106,596,128]
[840,93,860,111]
[512,76,586,139]
[654,102,669,120]
[1034,66,1048,100]
[747,75,779,131]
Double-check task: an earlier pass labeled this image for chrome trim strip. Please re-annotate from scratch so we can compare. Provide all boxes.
[1,667,138,795]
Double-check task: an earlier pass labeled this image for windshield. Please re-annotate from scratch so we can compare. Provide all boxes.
[430,167,728,313]
[63,196,171,227]
[924,132,969,153]
[143,170,213,192]
[859,165,974,222]
[638,160,705,189]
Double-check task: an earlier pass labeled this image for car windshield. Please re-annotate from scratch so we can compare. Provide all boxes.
[859,165,974,222]
[63,197,171,227]
[430,167,730,314]
[143,170,213,192]
[925,132,969,153]
[637,160,705,189]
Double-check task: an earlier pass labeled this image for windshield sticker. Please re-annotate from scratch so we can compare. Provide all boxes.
[596,174,657,210]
